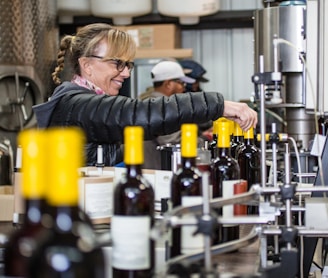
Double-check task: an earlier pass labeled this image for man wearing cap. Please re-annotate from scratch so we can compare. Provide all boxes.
[179,59,213,141]
[142,60,197,170]
[179,59,209,92]
[139,60,194,100]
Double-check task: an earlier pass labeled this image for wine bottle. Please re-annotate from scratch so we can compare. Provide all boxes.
[209,119,219,159]
[112,126,155,277]
[236,127,261,214]
[170,124,203,257]
[211,120,240,244]
[4,129,47,277]
[13,144,24,226]
[231,122,244,159]
[28,127,105,278]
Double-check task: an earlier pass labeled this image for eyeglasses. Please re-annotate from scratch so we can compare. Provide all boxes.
[171,79,186,86]
[89,55,134,72]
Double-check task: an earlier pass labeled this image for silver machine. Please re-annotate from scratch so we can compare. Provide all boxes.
[0,0,58,179]
[150,1,328,277]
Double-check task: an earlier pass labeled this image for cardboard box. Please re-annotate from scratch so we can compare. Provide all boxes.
[0,186,14,221]
[79,176,114,225]
[114,24,181,50]
[79,167,173,213]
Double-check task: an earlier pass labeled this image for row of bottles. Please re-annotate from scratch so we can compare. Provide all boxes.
[4,127,106,277]
[209,118,261,194]
[3,120,260,277]
[169,119,261,258]
[4,126,156,278]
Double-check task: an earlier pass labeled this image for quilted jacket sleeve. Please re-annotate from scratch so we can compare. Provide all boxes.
[49,91,224,143]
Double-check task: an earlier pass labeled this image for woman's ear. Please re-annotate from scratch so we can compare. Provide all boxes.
[79,57,92,76]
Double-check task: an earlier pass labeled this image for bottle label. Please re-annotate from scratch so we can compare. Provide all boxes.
[80,178,114,219]
[111,215,151,269]
[222,180,240,220]
[181,196,204,254]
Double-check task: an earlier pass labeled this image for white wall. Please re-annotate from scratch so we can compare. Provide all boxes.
[180,0,263,102]
[182,28,255,102]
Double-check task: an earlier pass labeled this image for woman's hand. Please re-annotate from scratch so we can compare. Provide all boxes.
[223,100,258,131]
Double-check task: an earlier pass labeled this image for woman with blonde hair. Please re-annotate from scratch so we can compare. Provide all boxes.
[33,23,257,166]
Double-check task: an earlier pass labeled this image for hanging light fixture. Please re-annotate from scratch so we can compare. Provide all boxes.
[157,0,220,25]
[57,0,91,23]
[91,0,152,25]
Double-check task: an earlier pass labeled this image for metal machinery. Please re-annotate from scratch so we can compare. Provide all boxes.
[0,0,58,177]
[150,0,328,277]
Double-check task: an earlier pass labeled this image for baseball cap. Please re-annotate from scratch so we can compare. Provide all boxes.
[151,61,195,84]
[179,59,209,82]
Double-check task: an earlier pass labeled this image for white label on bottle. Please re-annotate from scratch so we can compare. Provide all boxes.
[111,216,151,270]
[85,181,113,219]
[181,196,204,254]
[222,180,240,219]
[154,170,173,202]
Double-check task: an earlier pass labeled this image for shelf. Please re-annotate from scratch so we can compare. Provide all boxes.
[135,48,193,59]
[59,10,255,36]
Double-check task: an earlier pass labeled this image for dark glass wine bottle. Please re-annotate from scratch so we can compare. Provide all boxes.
[4,130,48,277]
[231,122,244,159]
[236,128,261,214]
[28,127,105,278]
[112,126,155,278]
[211,120,240,244]
[170,124,203,258]
[209,119,219,159]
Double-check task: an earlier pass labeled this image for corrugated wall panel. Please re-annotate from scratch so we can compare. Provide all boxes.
[182,28,255,102]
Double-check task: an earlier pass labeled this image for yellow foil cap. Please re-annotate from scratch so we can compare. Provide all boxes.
[181,124,197,157]
[217,121,231,148]
[124,126,144,165]
[244,128,254,139]
[18,129,46,199]
[212,119,220,136]
[234,122,243,137]
[47,127,85,206]
[217,117,233,136]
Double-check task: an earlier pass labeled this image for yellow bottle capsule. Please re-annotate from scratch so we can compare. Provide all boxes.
[217,121,231,148]
[47,127,85,206]
[18,129,46,199]
[181,124,198,158]
[124,126,144,165]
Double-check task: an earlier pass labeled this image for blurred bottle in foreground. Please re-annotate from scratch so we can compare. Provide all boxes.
[28,127,105,278]
[4,130,47,277]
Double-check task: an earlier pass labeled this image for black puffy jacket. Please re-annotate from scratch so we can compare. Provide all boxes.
[33,82,225,166]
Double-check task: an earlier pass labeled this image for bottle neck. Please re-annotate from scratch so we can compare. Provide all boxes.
[24,199,46,224]
[234,136,244,143]
[51,205,80,232]
[244,137,254,145]
[181,157,196,169]
[217,147,231,157]
[126,164,143,177]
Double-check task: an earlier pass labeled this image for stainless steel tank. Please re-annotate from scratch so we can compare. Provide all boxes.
[0,0,58,179]
[254,4,315,150]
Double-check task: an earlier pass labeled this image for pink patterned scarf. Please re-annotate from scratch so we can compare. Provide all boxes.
[71,75,105,95]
